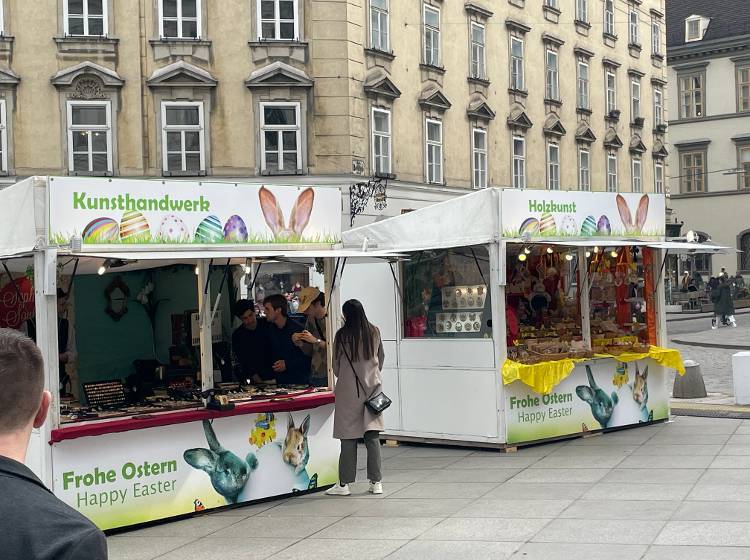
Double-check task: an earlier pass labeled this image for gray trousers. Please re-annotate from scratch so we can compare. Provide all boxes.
[338,431,382,484]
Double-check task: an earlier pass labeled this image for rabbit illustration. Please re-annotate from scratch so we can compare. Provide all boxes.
[259,186,315,241]
[616,194,649,233]
[283,413,311,476]
[183,420,258,504]
[576,365,618,429]
[632,364,651,422]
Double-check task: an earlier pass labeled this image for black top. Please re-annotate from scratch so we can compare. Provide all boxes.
[0,455,107,560]
[267,317,311,385]
[232,317,274,381]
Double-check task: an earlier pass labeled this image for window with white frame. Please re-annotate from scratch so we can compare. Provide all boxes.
[631,77,641,121]
[685,16,703,42]
[65,0,107,36]
[472,128,487,189]
[632,157,642,193]
[512,135,526,188]
[370,0,389,51]
[577,60,590,109]
[67,101,112,174]
[576,0,588,22]
[652,18,661,55]
[679,73,704,118]
[159,0,200,39]
[371,107,391,176]
[680,150,705,193]
[545,0,558,8]
[0,101,7,173]
[510,37,525,90]
[606,70,617,114]
[654,86,663,126]
[423,4,441,67]
[258,0,298,40]
[578,147,590,191]
[162,102,204,174]
[607,153,618,192]
[260,102,301,173]
[654,160,664,193]
[738,66,750,112]
[604,0,615,35]
[629,6,639,44]
[738,146,750,189]
[547,143,560,190]
[425,118,443,184]
[545,49,559,101]
[470,22,486,80]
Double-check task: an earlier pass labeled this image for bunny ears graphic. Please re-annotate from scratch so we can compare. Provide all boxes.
[259,187,315,241]
[616,194,649,233]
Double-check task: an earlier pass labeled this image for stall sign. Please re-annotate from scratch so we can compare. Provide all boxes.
[52,405,337,530]
[47,177,342,246]
[501,191,666,239]
[0,275,34,329]
[504,359,668,444]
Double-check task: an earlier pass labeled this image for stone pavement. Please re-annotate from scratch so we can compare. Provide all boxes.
[109,416,750,560]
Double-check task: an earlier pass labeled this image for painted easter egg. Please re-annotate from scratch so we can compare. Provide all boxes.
[83,217,119,243]
[158,214,190,242]
[519,217,540,236]
[580,215,597,236]
[597,215,611,235]
[119,211,150,241]
[223,215,248,242]
[194,215,223,244]
[539,212,557,235]
[560,215,578,236]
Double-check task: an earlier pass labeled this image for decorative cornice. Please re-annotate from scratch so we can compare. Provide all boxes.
[363,70,401,100]
[542,32,565,47]
[629,136,647,154]
[574,46,595,58]
[673,138,711,149]
[651,76,667,86]
[464,2,493,19]
[505,18,531,34]
[148,60,217,88]
[627,68,646,78]
[652,139,669,158]
[575,122,597,144]
[604,128,623,149]
[245,61,312,89]
[602,57,622,69]
[650,8,664,18]
[467,98,496,121]
[543,114,566,137]
[419,86,451,112]
[668,34,750,64]
[507,106,533,129]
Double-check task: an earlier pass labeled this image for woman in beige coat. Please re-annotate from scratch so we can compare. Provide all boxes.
[325,299,385,496]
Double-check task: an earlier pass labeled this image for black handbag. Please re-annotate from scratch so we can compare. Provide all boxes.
[342,346,392,415]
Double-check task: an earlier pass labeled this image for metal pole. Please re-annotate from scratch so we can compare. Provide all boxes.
[196,259,214,392]
[578,247,592,349]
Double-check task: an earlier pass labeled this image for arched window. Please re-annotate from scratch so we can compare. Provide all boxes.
[740,230,750,272]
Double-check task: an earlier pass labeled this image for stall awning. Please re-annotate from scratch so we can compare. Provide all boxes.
[646,242,733,253]
[59,249,405,261]
[514,239,646,247]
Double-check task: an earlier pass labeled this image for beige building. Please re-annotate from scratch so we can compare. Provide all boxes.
[0,0,665,225]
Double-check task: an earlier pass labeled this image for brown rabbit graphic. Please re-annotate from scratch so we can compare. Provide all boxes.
[259,187,315,241]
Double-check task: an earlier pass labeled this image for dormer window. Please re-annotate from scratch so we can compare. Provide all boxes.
[685,15,709,42]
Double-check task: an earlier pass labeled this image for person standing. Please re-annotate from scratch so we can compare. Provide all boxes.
[231,299,273,384]
[711,276,737,329]
[293,287,328,387]
[326,299,385,496]
[0,328,107,560]
[263,294,311,385]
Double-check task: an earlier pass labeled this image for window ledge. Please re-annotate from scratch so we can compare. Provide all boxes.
[575,20,591,36]
[603,32,618,47]
[150,38,212,62]
[654,124,668,134]
[374,172,396,180]
[163,170,208,177]
[249,40,309,64]
[0,35,14,60]
[542,5,561,23]
[605,110,621,122]
[364,48,395,61]
[261,169,306,177]
[508,0,525,8]
[55,36,119,57]
[631,117,645,128]
[420,63,446,75]
[69,170,113,177]
[545,98,563,107]
[577,107,593,116]
[508,87,528,98]
[468,76,490,86]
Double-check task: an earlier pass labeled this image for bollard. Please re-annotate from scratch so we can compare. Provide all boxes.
[673,359,707,399]
[733,352,750,405]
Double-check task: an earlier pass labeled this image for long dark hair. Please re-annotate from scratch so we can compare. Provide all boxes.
[334,299,375,362]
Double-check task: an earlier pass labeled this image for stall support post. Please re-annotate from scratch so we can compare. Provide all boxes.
[196,259,214,392]
[489,241,507,440]
[654,249,668,348]
[578,247,592,348]
[324,258,341,387]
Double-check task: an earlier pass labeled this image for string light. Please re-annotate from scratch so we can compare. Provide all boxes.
[523,247,531,255]
[565,253,574,261]
[546,247,553,254]
[585,251,592,258]
[97,263,106,276]
[593,246,600,254]
[194,266,200,275]
[518,253,527,262]
[610,249,618,258]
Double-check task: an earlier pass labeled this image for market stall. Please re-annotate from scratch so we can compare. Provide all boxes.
[0,176,389,531]
[341,188,724,448]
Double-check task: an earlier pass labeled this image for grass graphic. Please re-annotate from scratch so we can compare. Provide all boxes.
[49,231,339,246]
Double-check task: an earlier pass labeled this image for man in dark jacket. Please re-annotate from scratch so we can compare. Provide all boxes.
[0,328,107,560]
[263,294,311,385]
[231,299,273,384]
[711,276,737,329]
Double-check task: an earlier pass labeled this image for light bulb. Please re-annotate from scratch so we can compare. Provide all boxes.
[518,253,527,262]
[593,246,600,254]
[610,250,618,258]
[585,251,592,258]
[195,266,200,275]
[97,264,106,276]
[565,253,574,261]
[546,247,553,254]
[243,265,252,274]
[523,247,531,255]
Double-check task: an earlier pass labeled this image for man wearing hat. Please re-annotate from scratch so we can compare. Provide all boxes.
[293,287,328,387]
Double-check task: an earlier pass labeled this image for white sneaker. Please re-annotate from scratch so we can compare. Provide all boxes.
[325,483,351,496]
[369,481,383,495]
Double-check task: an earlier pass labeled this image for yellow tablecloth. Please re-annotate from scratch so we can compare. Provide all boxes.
[502,346,685,395]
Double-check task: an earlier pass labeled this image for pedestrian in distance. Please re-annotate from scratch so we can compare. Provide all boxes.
[711,275,737,329]
[0,328,107,560]
[326,299,385,496]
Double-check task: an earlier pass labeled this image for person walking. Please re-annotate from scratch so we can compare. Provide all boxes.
[711,276,737,329]
[325,299,385,496]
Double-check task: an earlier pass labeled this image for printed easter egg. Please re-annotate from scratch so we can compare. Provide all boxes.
[119,211,150,241]
[580,215,597,236]
[158,214,190,242]
[519,217,540,236]
[597,215,611,235]
[82,217,119,243]
[539,212,557,235]
[560,215,578,236]
[223,215,248,242]
[194,215,223,243]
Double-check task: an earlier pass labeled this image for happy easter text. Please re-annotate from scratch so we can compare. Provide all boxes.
[509,393,574,424]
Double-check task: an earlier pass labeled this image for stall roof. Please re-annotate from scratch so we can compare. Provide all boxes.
[0,177,46,257]
[528,240,644,247]
[62,248,404,261]
[646,241,734,253]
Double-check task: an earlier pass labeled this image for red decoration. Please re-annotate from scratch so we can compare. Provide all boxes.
[0,276,35,329]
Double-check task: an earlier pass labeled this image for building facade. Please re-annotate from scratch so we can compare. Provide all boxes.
[0,0,665,226]
[667,1,750,276]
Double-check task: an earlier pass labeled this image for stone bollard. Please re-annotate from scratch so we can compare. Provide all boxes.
[733,352,750,405]
[673,359,707,399]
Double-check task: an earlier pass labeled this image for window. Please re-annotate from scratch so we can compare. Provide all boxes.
[654,161,664,194]
[607,153,618,192]
[629,7,639,44]
[604,0,615,36]
[545,49,559,101]
[512,136,526,189]
[631,78,641,120]
[606,70,617,114]
[510,37,525,90]
[423,5,441,67]
[159,0,200,39]
[0,100,7,173]
[652,19,661,55]
[741,232,750,271]
[425,118,443,184]
[632,157,642,193]
[545,0,558,8]
[547,143,560,190]
[67,101,112,174]
[470,23,486,80]
[578,147,590,191]
[654,86,663,126]
[738,66,750,112]
[260,102,301,174]
[738,147,750,189]
[576,0,588,22]
[680,151,705,193]
[64,0,107,36]
[472,128,487,189]
[679,74,704,118]
[161,102,204,174]
[577,60,590,109]
[686,16,701,42]
[370,0,389,51]
[258,0,298,40]
[371,107,391,176]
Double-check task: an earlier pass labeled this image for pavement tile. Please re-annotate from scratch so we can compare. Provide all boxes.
[673,501,750,521]
[532,518,664,544]
[660,424,739,435]
[206,501,281,517]
[710,456,750,468]
[631,444,723,456]
[728,435,750,445]
[394,446,473,458]
[531,454,626,468]
[601,468,705,484]
[368,469,434,482]
[387,540,522,559]
[452,499,573,519]
[256,497,373,517]
[733,426,750,434]
[351,498,473,518]
[583,482,693,501]
[420,468,522,483]
[558,499,681,520]
[509,468,610,484]
[420,517,549,542]
[655,520,750,546]
[719,445,750,456]
[673,416,740,426]
[313,516,441,540]
[617,454,714,469]
[647,435,732,445]
[641,546,750,560]
[157,538,299,560]
[117,515,242,538]
[448,455,542,469]
[268,538,407,560]
[545,444,637,457]
[485,482,590,500]
[688,484,750,501]
[699,468,750,484]
[209,516,341,539]
[566,432,658,445]
[297,481,410,499]
[510,543,647,560]
[382,457,463,470]
[106,537,198,560]
[388,482,499,499]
